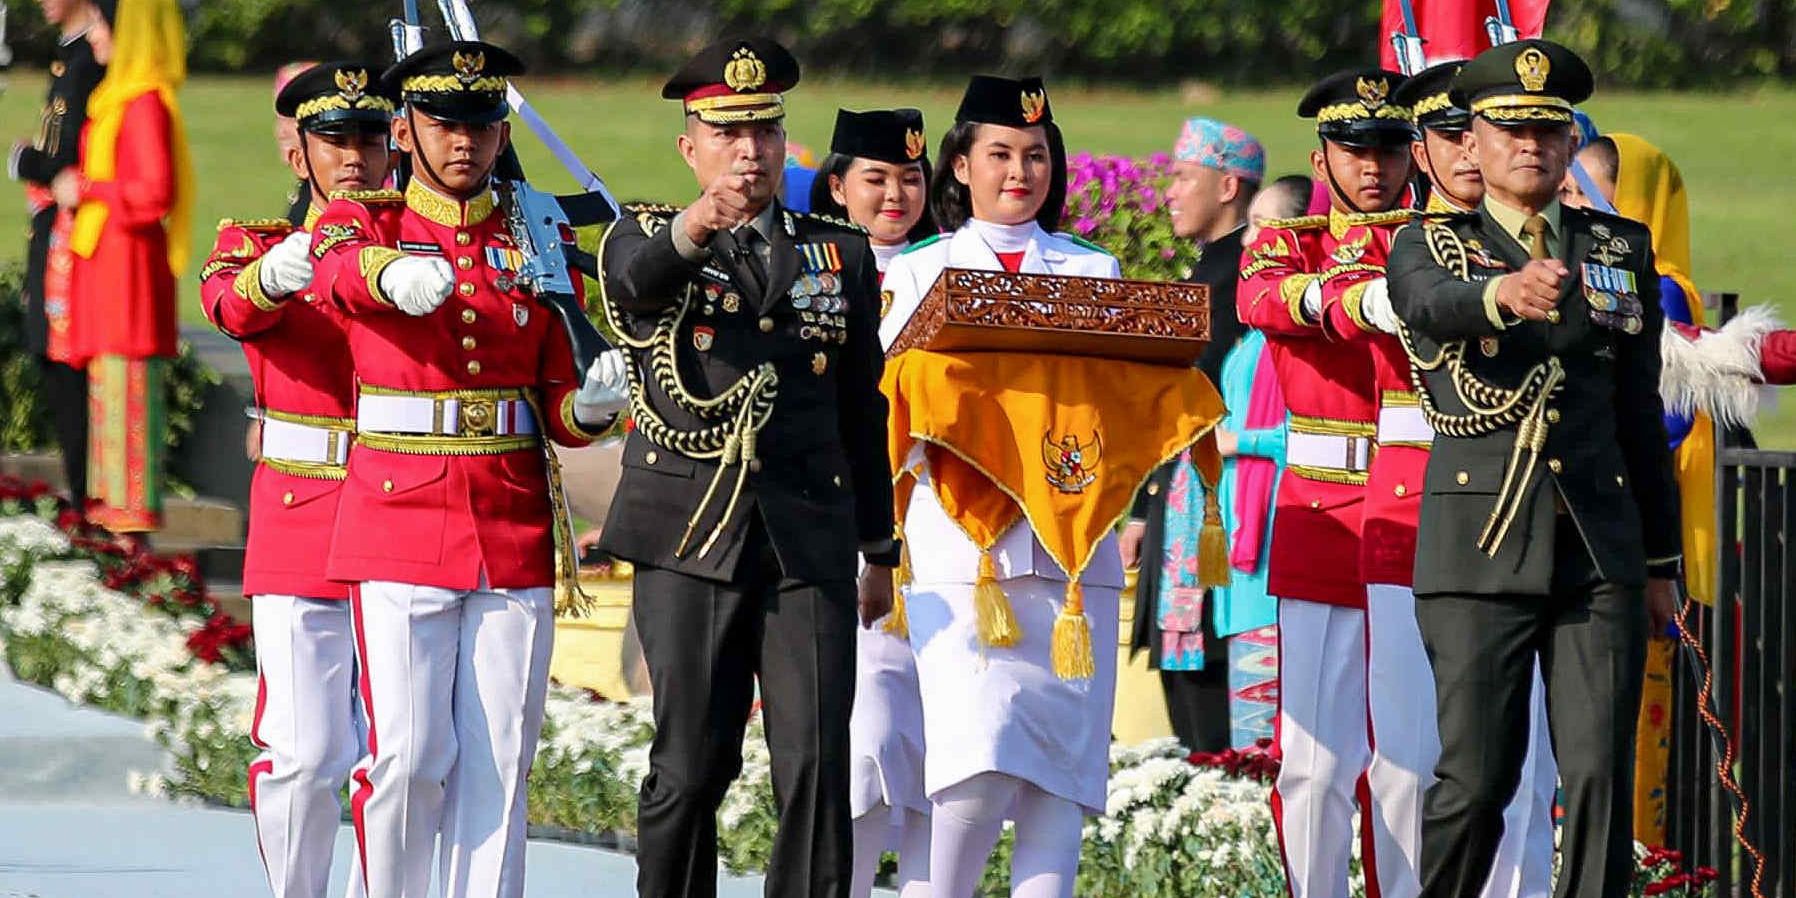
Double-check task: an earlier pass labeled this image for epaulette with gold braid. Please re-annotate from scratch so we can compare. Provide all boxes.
[1340,209,1418,227]
[623,202,681,217]
[1260,214,1329,231]
[799,211,867,234]
[326,188,405,204]
[216,217,291,233]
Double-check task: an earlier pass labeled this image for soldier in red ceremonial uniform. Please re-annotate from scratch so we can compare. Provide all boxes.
[308,41,627,898]
[199,60,396,898]
[1236,67,1412,898]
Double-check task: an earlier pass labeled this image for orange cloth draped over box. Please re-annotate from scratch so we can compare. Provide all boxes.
[65,0,195,533]
[884,349,1228,679]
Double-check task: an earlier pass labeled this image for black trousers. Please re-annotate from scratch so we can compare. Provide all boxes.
[1416,525,1647,898]
[631,522,857,898]
[36,357,88,505]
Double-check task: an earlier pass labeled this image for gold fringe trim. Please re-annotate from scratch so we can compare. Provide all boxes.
[974,550,1020,649]
[1198,483,1231,588]
[1050,580,1095,680]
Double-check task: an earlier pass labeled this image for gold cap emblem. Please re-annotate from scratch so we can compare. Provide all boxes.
[335,68,369,103]
[1516,47,1550,92]
[1020,89,1047,124]
[1356,76,1389,110]
[904,128,926,161]
[452,50,487,86]
[724,47,768,93]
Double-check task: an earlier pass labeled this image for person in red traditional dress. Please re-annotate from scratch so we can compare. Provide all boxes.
[1235,67,1410,898]
[198,60,399,898]
[52,0,193,537]
[308,40,626,898]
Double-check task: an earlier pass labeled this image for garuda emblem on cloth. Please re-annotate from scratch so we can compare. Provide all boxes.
[1043,430,1101,493]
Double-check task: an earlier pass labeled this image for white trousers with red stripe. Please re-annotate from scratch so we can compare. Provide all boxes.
[1365,583,1557,898]
[1273,599,1372,898]
[348,581,556,898]
[250,595,364,898]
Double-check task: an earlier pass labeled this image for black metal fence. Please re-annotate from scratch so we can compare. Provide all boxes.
[1664,296,1796,898]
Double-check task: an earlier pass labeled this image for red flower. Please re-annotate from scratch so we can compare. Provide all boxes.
[1695,867,1718,883]
[1643,881,1673,896]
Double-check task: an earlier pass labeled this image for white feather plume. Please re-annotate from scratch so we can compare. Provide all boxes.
[1658,304,1785,428]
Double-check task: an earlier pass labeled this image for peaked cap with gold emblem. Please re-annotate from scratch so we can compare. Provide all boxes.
[1451,38,1593,126]
[829,108,928,166]
[1392,59,1471,133]
[1298,67,1415,147]
[382,40,525,125]
[276,60,400,134]
[955,75,1053,128]
[662,36,801,125]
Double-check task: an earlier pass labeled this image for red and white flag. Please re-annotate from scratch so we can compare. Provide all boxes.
[1380,0,1550,70]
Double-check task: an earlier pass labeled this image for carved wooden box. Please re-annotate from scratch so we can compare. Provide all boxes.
[885,268,1211,367]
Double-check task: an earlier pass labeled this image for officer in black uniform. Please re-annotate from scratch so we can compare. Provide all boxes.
[1387,39,1681,898]
[9,0,105,506]
[597,36,898,898]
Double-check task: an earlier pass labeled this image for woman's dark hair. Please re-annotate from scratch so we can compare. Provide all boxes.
[1262,174,1314,220]
[808,152,940,244]
[929,120,1067,234]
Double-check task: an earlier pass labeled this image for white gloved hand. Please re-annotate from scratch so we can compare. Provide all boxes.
[257,230,315,298]
[1301,278,1324,322]
[379,256,455,317]
[1358,277,1401,335]
[574,349,631,428]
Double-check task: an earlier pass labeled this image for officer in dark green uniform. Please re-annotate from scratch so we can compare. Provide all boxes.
[1386,39,1681,898]
[597,36,898,898]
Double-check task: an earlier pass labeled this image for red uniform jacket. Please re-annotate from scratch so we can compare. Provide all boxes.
[310,183,596,590]
[68,93,178,365]
[1237,212,1377,607]
[199,213,355,600]
[1317,210,1426,588]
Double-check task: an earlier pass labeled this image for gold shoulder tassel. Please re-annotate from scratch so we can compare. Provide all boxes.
[974,548,1020,648]
[1051,579,1095,680]
[884,530,913,639]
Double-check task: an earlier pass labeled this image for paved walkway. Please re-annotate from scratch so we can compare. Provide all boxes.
[0,665,774,897]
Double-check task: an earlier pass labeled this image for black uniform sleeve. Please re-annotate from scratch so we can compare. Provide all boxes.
[600,213,705,316]
[16,48,100,186]
[1389,222,1506,342]
[837,242,896,548]
[1615,244,1682,566]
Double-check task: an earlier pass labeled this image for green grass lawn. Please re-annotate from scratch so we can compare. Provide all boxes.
[4,71,1791,444]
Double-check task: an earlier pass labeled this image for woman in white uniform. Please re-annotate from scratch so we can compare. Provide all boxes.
[879,76,1123,898]
[812,107,938,898]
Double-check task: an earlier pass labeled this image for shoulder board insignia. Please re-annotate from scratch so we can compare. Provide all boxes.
[901,233,949,254]
[798,211,868,234]
[1341,209,1417,227]
[1058,233,1113,255]
[216,217,291,233]
[622,202,681,217]
[1260,214,1329,231]
[326,188,405,204]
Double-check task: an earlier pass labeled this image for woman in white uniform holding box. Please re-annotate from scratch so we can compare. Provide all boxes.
[879,75,1123,898]
[812,106,938,898]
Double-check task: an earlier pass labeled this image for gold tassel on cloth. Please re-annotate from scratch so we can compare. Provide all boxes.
[1051,580,1095,680]
[1198,486,1231,588]
[974,549,1020,648]
[884,533,913,639]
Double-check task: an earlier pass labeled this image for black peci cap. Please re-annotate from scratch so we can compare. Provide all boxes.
[275,61,398,135]
[662,36,800,125]
[955,75,1053,128]
[1451,39,1593,126]
[1298,68,1416,148]
[829,108,928,166]
[382,41,524,126]
[1393,60,1471,134]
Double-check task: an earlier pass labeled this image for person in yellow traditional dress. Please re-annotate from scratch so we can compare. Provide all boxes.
[880,75,1224,898]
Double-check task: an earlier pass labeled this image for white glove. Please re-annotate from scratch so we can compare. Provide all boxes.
[1358,278,1401,335]
[1300,278,1324,322]
[379,256,454,317]
[574,349,631,428]
[257,231,315,298]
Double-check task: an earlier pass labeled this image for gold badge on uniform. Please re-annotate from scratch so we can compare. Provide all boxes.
[1515,48,1550,92]
[693,325,716,352]
[335,68,369,103]
[880,290,895,317]
[724,47,767,92]
[905,128,927,161]
[1020,90,1047,124]
[452,50,487,86]
[722,292,741,313]
[1480,336,1500,357]
[812,352,828,375]
[513,302,529,327]
[1356,76,1389,110]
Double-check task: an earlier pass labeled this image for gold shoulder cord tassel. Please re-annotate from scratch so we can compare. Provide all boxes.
[974,548,1021,648]
[884,525,913,639]
[1050,579,1095,680]
[526,392,595,618]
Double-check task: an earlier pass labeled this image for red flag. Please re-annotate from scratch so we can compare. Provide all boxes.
[1380,0,1549,71]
